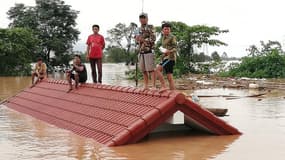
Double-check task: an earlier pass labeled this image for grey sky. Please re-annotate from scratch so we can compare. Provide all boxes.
[1,0,285,57]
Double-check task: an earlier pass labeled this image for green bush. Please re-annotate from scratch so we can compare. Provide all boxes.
[222,49,285,78]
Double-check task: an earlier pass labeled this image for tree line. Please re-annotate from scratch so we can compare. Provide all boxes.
[1,0,284,78]
[220,40,285,78]
[0,0,79,76]
[105,21,230,77]
[105,22,285,78]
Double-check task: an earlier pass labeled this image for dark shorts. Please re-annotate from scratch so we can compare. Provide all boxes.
[70,73,87,83]
[160,59,175,74]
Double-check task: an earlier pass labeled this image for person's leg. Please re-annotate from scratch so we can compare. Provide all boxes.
[156,65,167,90]
[147,53,156,89]
[143,53,155,90]
[34,73,40,85]
[31,72,39,88]
[74,73,79,89]
[78,75,87,85]
[90,58,97,83]
[165,60,175,90]
[38,73,44,82]
[66,72,73,91]
[31,72,36,84]
[97,58,102,83]
[138,54,147,90]
[167,73,175,90]
[143,71,148,90]
[150,71,156,90]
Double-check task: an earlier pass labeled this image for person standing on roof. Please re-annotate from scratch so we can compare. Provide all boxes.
[156,22,177,92]
[86,24,105,83]
[135,12,156,91]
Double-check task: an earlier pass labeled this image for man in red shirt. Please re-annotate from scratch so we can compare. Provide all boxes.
[86,24,105,83]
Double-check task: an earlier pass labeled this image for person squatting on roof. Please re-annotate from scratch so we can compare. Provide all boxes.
[66,55,87,92]
[31,57,47,87]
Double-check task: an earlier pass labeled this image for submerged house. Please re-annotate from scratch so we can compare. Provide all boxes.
[3,79,241,146]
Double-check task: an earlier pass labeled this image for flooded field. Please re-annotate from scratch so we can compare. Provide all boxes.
[1,63,285,160]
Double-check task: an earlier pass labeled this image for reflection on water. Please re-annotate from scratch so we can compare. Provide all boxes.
[1,63,285,159]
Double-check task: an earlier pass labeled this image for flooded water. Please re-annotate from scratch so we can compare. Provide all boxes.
[1,63,285,160]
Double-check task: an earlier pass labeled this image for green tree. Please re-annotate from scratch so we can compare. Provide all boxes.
[221,52,228,60]
[105,46,127,63]
[211,51,221,62]
[7,3,38,29]
[7,0,80,65]
[0,28,38,76]
[107,21,228,76]
[260,40,283,55]
[156,21,228,75]
[50,53,73,67]
[246,44,260,57]
[190,52,211,62]
[177,23,227,64]
[106,22,138,65]
[246,40,283,57]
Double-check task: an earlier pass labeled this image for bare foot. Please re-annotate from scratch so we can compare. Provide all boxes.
[139,87,148,92]
[66,88,73,93]
[159,87,168,93]
[30,84,36,88]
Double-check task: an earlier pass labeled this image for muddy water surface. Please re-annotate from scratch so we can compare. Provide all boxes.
[1,63,285,160]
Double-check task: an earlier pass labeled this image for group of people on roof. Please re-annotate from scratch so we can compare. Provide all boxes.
[31,13,177,93]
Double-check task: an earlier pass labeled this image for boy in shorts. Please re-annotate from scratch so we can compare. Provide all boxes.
[156,22,177,92]
[31,57,47,87]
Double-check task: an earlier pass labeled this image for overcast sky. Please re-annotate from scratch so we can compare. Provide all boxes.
[1,0,285,57]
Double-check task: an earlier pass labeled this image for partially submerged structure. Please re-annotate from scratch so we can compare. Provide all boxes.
[3,79,241,146]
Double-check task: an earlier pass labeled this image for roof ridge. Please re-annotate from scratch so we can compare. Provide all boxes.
[45,78,179,98]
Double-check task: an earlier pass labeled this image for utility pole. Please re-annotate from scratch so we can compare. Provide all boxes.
[142,0,144,12]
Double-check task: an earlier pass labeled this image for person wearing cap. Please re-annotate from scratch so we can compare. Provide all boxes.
[86,24,105,83]
[135,12,156,90]
[31,57,47,86]
[156,22,177,92]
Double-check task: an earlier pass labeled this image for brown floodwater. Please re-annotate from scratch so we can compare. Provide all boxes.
[1,63,285,160]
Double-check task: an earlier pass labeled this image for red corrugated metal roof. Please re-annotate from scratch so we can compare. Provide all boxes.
[4,79,241,146]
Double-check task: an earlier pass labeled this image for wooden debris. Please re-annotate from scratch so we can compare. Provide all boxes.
[205,108,228,117]
[225,93,266,100]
